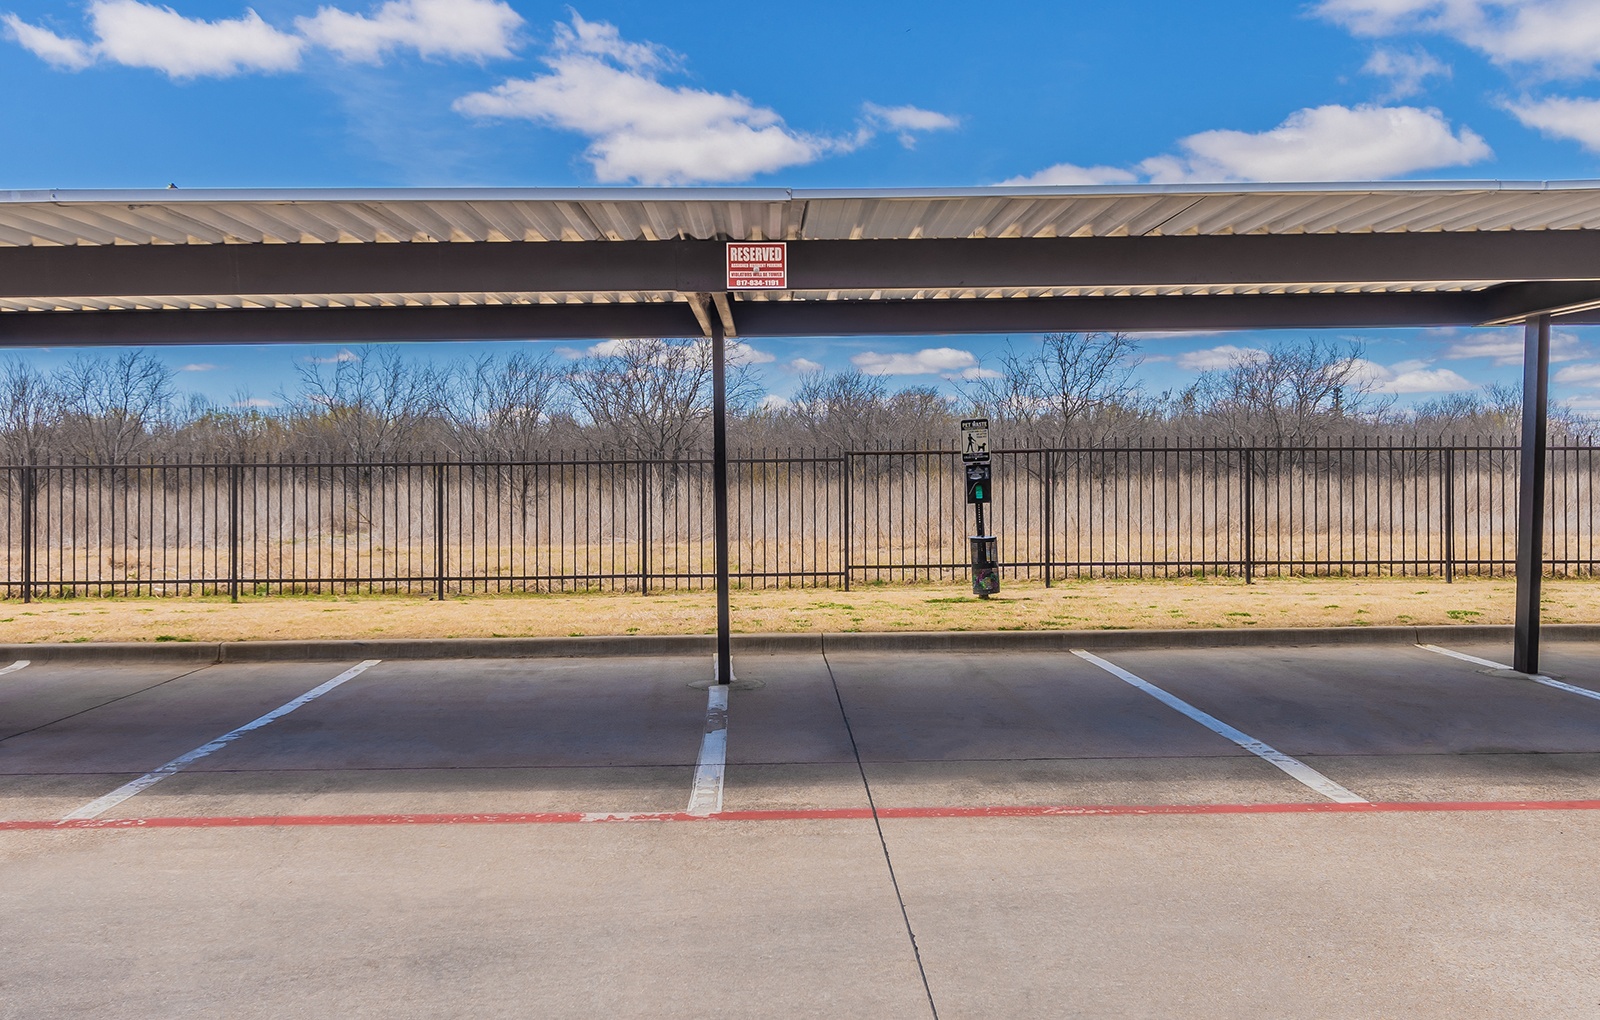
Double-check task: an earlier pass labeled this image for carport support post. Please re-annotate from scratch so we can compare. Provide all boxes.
[711,314,732,685]
[1514,313,1551,675]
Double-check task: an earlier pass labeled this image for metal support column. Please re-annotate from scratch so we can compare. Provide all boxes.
[711,314,732,685]
[1514,314,1551,674]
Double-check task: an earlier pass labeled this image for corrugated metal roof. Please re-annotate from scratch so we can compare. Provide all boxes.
[3,181,1600,247]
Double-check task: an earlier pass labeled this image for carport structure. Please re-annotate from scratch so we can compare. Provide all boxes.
[4,180,1599,678]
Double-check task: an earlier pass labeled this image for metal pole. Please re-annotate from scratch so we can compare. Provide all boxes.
[1043,451,1054,588]
[434,461,447,601]
[840,452,852,592]
[1514,314,1551,674]
[1442,446,1455,584]
[638,460,650,595]
[711,314,733,685]
[1242,449,1255,584]
[20,465,35,604]
[228,463,241,602]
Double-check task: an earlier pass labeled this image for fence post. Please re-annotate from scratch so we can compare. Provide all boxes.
[1442,445,1456,583]
[638,460,651,595]
[840,451,852,591]
[434,461,447,600]
[19,465,36,603]
[228,463,242,602]
[1242,448,1255,584]
[1042,451,1054,588]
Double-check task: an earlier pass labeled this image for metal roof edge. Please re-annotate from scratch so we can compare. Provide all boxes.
[5,180,1600,207]
[0,187,799,205]
[793,180,1600,199]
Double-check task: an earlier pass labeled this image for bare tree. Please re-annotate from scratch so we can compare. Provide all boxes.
[288,347,449,459]
[1176,337,1380,444]
[790,369,888,451]
[0,357,59,464]
[54,350,177,462]
[971,332,1142,445]
[442,350,567,459]
[567,338,758,460]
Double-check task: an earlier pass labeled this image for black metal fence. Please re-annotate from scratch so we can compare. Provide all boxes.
[1,440,1595,599]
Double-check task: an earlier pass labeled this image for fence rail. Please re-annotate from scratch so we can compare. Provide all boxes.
[1,441,1593,599]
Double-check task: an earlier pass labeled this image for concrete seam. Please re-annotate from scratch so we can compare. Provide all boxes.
[821,644,940,1020]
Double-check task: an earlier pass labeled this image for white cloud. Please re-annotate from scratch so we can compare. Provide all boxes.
[296,0,522,63]
[862,102,960,148]
[1150,104,1489,182]
[787,357,824,374]
[583,338,634,357]
[727,341,775,366]
[1177,345,1267,371]
[1505,96,1600,153]
[1351,357,1476,393]
[232,397,277,408]
[2,14,94,69]
[1555,362,1600,385]
[455,14,857,184]
[92,1,302,78]
[6,0,525,77]
[1002,104,1489,187]
[759,394,792,410]
[179,362,219,372]
[1000,163,1138,187]
[1363,45,1451,99]
[1444,329,1585,365]
[852,347,997,380]
[1316,0,1600,78]
[306,349,361,363]
[583,336,773,365]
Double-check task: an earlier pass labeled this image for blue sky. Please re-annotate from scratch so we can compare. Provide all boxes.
[6,0,1600,414]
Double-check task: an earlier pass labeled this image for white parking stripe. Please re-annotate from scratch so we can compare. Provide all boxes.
[60,659,381,821]
[687,685,729,816]
[1073,649,1367,805]
[1418,644,1600,702]
[0,660,29,676]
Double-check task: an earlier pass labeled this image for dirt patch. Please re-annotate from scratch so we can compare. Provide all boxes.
[0,577,1592,644]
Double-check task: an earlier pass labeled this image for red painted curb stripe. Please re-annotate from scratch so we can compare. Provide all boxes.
[6,799,1600,831]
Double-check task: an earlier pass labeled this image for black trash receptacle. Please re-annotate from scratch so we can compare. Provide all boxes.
[970,535,999,597]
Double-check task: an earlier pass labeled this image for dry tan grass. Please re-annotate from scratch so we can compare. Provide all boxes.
[1,577,1594,644]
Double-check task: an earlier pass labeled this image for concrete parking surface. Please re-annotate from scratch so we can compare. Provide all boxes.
[4,641,1600,1017]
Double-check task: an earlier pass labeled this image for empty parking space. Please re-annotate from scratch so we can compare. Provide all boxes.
[6,641,1600,1017]
[824,650,1329,808]
[1093,643,1600,804]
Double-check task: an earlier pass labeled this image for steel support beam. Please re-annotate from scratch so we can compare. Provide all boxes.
[0,290,1511,348]
[0,301,703,346]
[1514,314,1551,674]
[7,231,1600,299]
[1478,280,1600,325]
[733,291,1491,335]
[710,311,732,686]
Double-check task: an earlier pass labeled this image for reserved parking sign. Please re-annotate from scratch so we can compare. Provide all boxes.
[727,242,787,289]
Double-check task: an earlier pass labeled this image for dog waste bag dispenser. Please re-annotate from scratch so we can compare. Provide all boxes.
[961,418,999,597]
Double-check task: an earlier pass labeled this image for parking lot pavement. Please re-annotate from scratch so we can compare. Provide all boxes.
[825,650,1324,807]
[718,653,870,812]
[0,661,378,820]
[6,643,1600,1017]
[1094,643,1600,803]
[886,810,1600,1019]
[0,821,933,1020]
